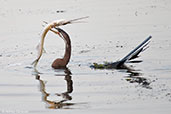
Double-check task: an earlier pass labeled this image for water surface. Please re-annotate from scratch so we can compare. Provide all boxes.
[0,0,171,114]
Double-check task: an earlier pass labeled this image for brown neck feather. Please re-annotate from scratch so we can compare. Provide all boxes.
[58,28,71,65]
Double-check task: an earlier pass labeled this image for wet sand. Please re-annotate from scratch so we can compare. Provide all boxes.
[0,0,171,114]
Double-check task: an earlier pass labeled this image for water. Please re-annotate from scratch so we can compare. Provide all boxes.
[0,0,171,113]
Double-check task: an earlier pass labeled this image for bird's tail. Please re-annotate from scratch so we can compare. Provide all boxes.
[118,36,152,66]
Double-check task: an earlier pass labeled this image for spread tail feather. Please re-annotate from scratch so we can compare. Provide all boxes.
[118,36,152,65]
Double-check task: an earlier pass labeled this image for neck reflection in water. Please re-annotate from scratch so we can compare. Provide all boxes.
[35,68,74,109]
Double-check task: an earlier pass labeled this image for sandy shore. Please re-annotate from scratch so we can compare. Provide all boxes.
[0,0,171,114]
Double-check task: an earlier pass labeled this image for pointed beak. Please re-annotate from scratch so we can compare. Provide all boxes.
[61,16,89,26]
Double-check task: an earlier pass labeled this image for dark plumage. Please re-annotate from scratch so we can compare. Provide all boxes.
[91,36,152,69]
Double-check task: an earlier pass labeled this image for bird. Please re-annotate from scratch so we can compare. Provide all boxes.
[50,27,71,69]
[90,36,152,69]
[32,16,89,69]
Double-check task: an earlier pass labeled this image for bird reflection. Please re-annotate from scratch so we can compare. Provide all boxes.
[35,68,74,109]
[124,67,152,89]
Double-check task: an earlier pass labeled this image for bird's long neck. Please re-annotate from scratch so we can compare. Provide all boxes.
[59,28,71,65]
[63,39,71,65]
[63,37,71,64]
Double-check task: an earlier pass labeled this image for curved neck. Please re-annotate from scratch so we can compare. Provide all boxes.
[64,40,71,65]
[63,37,71,65]
[58,28,71,65]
